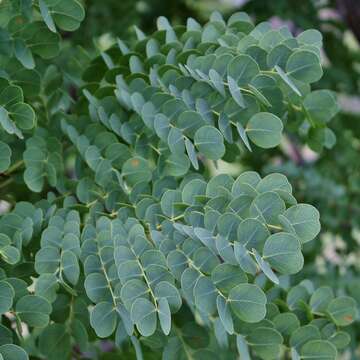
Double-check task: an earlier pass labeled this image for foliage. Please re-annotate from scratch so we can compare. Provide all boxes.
[241,0,360,356]
[0,2,358,360]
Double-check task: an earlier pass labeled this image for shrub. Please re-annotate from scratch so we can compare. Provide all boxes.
[0,3,357,360]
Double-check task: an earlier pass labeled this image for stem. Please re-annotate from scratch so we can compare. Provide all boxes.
[4,160,24,175]
[260,70,277,75]
[66,297,75,331]
[171,214,185,222]
[99,254,117,308]
[150,145,160,155]
[0,178,14,189]
[267,224,283,231]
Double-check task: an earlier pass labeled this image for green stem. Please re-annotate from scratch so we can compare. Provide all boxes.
[171,214,185,222]
[4,160,24,175]
[0,178,14,189]
[267,224,283,231]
